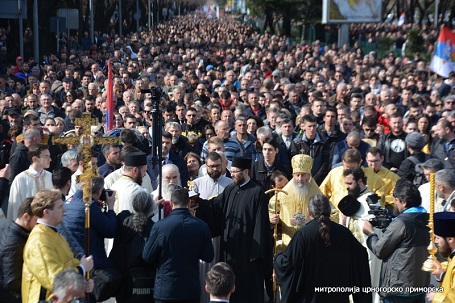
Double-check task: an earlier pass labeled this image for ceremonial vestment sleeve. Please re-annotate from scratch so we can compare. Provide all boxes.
[433,257,455,303]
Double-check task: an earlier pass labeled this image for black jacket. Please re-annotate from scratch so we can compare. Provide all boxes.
[8,142,29,183]
[397,151,428,181]
[431,137,455,169]
[250,159,292,191]
[376,132,409,169]
[295,133,330,185]
[0,221,30,300]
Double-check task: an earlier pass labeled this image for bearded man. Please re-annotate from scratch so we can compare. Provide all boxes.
[110,152,155,214]
[152,164,182,219]
[269,154,322,251]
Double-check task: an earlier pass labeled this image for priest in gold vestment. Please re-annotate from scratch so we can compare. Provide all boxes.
[428,212,455,303]
[269,154,322,251]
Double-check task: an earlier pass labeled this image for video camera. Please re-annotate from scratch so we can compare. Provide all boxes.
[140,87,163,100]
[100,189,114,201]
[367,194,392,230]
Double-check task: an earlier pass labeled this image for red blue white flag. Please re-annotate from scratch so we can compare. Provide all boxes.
[106,60,114,131]
[430,26,455,78]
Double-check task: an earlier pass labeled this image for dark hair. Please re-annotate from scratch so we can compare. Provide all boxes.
[162,131,172,140]
[91,175,105,194]
[303,114,317,124]
[308,194,332,247]
[343,167,367,184]
[262,137,278,149]
[120,129,138,145]
[393,179,422,208]
[205,262,235,297]
[325,107,338,118]
[23,114,40,127]
[52,167,72,190]
[270,170,287,187]
[28,144,49,163]
[367,147,384,157]
[206,151,222,162]
[170,187,189,208]
[17,197,34,218]
[362,116,377,127]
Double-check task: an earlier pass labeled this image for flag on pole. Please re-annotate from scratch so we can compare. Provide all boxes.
[106,60,114,131]
[397,13,405,26]
[430,26,455,78]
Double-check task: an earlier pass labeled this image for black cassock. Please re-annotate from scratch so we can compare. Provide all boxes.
[274,219,372,303]
[215,180,273,303]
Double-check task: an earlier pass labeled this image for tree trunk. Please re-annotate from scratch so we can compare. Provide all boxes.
[282,15,291,37]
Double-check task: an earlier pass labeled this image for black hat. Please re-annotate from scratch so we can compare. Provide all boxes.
[7,108,22,116]
[124,151,147,167]
[231,156,251,170]
[62,77,73,83]
[434,212,455,237]
[338,195,361,217]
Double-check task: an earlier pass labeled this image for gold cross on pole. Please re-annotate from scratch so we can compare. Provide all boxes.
[52,113,119,284]
[53,113,119,205]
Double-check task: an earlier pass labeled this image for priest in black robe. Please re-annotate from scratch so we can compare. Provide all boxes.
[216,156,273,303]
[274,193,372,303]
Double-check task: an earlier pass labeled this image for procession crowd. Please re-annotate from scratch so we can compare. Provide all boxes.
[0,11,455,303]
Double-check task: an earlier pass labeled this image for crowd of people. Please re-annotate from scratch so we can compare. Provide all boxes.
[0,10,455,303]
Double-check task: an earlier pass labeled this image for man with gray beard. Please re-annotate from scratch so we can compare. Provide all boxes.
[152,164,182,219]
[269,154,322,251]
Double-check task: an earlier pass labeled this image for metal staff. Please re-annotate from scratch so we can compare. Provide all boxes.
[422,173,437,271]
[141,87,163,219]
[265,187,288,303]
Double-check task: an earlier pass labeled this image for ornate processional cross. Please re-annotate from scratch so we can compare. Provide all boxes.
[53,112,119,284]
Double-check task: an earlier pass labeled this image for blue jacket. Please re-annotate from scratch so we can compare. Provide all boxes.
[142,208,214,301]
[61,190,117,268]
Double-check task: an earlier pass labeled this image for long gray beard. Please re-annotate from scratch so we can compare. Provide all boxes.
[295,182,310,201]
[275,128,282,136]
[161,181,182,200]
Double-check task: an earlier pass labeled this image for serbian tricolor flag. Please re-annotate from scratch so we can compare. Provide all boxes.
[397,13,405,26]
[430,26,455,78]
[106,60,114,130]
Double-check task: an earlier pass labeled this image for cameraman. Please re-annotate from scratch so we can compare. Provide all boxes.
[61,175,121,302]
[362,179,430,303]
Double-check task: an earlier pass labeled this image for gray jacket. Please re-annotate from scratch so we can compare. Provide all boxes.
[366,211,430,297]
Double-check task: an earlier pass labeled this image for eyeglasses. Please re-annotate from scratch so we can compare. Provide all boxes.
[230,169,245,174]
[207,164,221,169]
[435,103,443,107]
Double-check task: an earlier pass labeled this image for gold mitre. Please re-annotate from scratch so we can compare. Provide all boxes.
[291,154,313,174]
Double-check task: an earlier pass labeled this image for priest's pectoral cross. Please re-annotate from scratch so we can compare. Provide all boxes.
[52,113,119,284]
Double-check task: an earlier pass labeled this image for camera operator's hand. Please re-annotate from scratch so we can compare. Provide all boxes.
[80,255,94,272]
[362,220,374,235]
[0,164,11,180]
[105,190,115,211]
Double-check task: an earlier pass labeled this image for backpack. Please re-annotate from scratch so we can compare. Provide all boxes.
[407,155,429,187]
